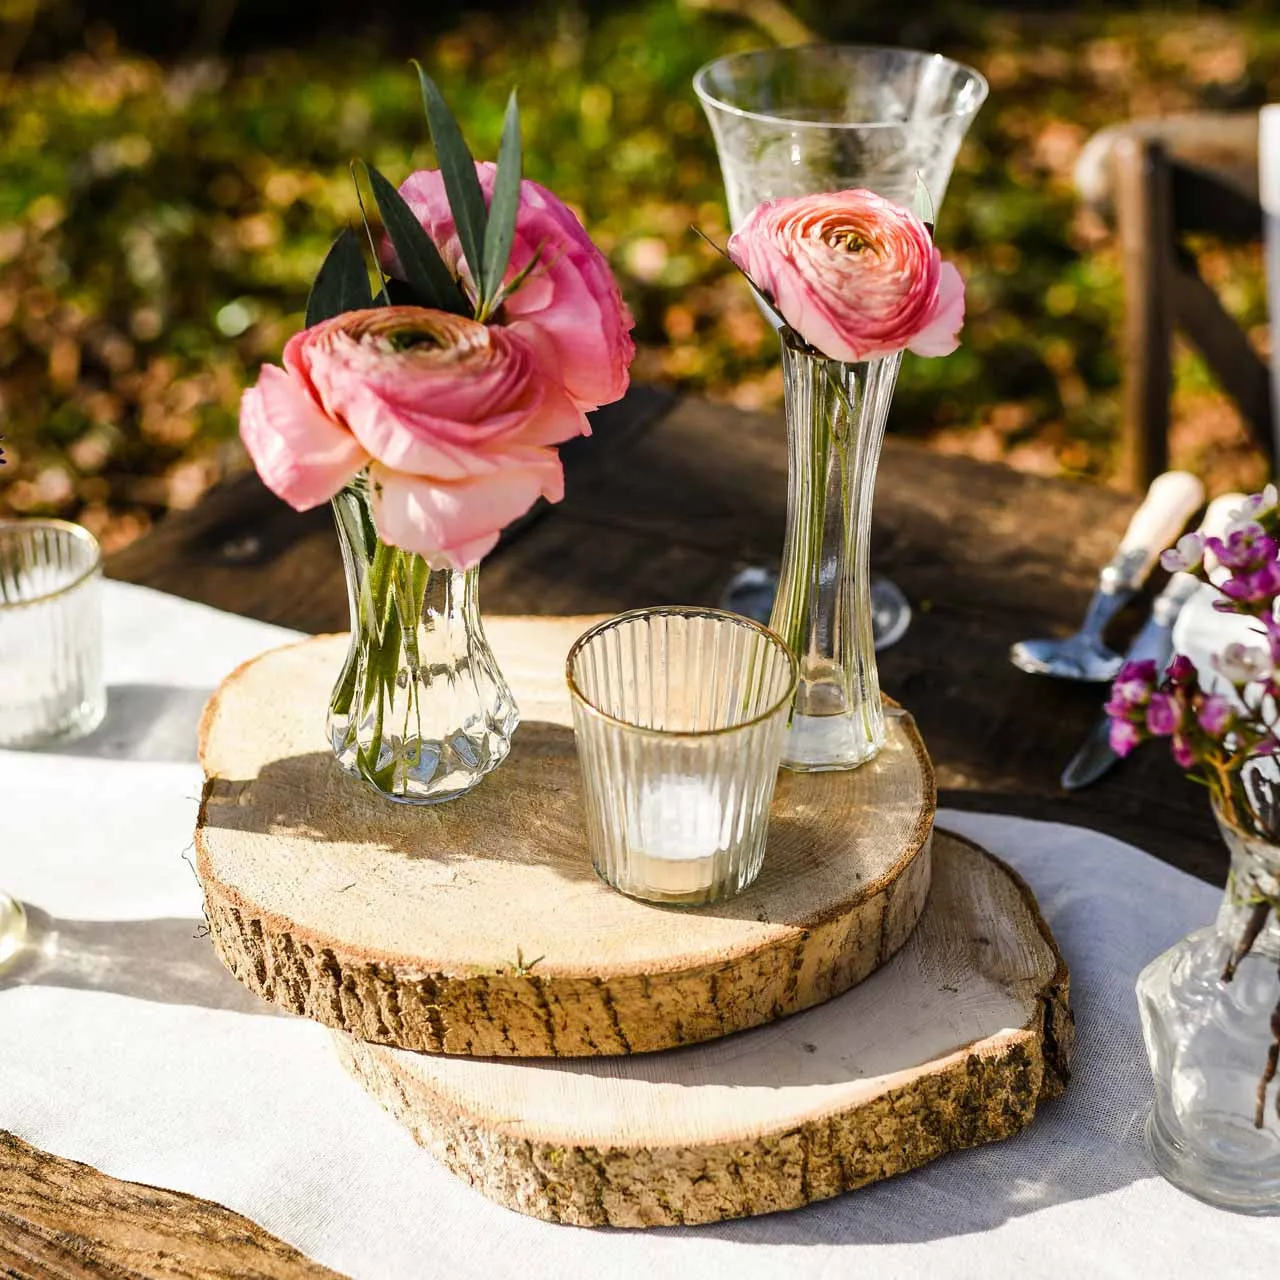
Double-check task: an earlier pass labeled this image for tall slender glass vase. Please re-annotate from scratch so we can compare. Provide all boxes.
[326,479,518,804]
[695,44,987,650]
[771,333,902,770]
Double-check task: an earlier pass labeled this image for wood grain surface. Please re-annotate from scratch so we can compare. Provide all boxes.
[196,622,934,1055]
[0,1131,343,1279]
[5,386,1224,1273]
[336,830,1072,1227]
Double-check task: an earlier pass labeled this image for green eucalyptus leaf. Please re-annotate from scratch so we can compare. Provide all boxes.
[349,165,391,306]
[415,62,488,304]
[305,227,374,326]
[365,162,469,315]
[480,89,522,315]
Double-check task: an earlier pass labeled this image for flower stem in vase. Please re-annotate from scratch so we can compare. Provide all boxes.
[770,333,900,770]
[327,480,518,804]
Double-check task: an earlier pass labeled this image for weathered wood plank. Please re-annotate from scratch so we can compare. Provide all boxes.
[1112,135,1174,489]
[1172,251,1275,466]
[1076,111,1260,215]
[0,1131,343,1280]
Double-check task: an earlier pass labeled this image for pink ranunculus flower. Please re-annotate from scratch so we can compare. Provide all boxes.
[726,188,965,363]
[240,306,586,569]
[393,164,635,412]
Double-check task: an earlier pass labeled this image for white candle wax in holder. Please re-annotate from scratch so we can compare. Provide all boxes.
[568,606,798,907]
[629,776,731,897]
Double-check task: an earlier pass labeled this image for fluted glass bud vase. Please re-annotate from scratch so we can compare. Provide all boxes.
[770,333,902,771]
[1137,802,1280,1212]
[326,479,518,804]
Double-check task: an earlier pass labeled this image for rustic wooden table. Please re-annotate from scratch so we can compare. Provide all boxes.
[0,388,1224,1277]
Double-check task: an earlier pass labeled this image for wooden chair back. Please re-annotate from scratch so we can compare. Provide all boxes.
[1078,116,1271,488]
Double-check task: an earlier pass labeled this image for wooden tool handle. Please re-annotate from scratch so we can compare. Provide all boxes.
[1110,471,1205,589]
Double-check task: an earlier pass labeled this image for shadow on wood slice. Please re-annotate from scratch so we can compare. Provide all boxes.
[335,831,1073,1228]
[195,618,935,1056]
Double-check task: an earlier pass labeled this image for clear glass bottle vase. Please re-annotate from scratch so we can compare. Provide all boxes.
[769,333,902,771]
[1137,802,1280,1212]
[326,479,518,804]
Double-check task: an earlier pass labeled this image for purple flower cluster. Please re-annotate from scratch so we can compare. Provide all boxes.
[1104,656,1233,769]
[1106,486,1280,789]
[1207,524,1280,610]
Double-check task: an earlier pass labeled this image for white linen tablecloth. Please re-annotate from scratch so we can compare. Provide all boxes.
[1,581,1276,1278]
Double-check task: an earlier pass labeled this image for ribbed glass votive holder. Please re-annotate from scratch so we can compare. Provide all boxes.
[0,891,25,970]
[567,606,798,906]
[0,520,106,748]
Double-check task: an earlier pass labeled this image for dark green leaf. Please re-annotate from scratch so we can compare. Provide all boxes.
[364,162,469,315]
[305,227,374,326]
[383,276,421,306]
[415,62,488,301]
[348,164,392,306]
[480,89,522,316]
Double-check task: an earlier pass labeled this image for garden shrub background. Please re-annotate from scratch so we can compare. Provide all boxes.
[0,0,1277,550]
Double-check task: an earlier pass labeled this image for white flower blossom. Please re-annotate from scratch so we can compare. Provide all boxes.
[1161,532,1205,573]
[1228,484,1279,533]
[1213,642,1272,686]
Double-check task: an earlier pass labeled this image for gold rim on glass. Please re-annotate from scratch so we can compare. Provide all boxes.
[0,519,103,610]
[692,43,989,132]
[565,604,799,739]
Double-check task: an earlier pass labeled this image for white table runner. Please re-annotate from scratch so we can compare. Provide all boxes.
[1,582,1275,1277]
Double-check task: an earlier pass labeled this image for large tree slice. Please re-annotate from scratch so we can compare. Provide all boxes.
[337,831,1072,1228]
[196,619,934,1057]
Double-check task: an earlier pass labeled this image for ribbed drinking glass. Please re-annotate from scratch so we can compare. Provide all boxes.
[0,519,105,748]
[567,607,797,906]
[0,518,105,969]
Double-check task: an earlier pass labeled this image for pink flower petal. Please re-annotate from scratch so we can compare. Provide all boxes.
[906,260,966,357]
[395,164,634,412]
[239,364,366,510]
[368,453,565,569]
[503,349,591,446]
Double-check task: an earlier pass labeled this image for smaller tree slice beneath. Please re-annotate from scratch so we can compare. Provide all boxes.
[337,831,1073,1228]
[196,619,935,1057]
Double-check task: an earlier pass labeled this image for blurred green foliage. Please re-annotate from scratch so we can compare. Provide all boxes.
[0,1,1278,547]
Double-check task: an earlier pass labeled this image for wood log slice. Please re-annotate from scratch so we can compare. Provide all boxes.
[336,830,1073,1228]
[196,619,935,1057]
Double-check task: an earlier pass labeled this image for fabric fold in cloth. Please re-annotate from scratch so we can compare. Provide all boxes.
[0,582,1273,1279]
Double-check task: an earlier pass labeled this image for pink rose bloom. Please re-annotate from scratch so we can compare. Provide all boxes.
[394,164,635,412]
[727,188,965,363]
[240,306,586,569]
